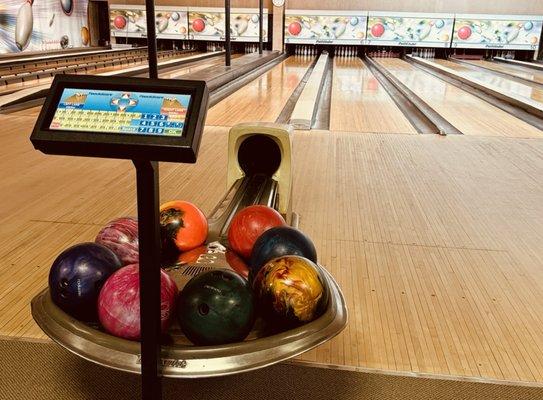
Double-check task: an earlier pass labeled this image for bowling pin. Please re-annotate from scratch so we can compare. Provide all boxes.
[15,0,33,51]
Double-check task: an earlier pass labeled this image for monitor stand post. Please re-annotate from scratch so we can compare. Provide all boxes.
[134,160,162,400]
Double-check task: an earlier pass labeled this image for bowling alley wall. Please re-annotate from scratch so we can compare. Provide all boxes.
[0,0,91,54]
[108,0,542,14]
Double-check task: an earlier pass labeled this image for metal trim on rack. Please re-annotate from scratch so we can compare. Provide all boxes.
[31,266,347,378]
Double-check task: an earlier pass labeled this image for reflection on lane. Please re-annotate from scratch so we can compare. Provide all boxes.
[377,57,543,137]
[434,59,543,103]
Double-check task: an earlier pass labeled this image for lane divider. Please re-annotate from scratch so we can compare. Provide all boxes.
[289,53,329,130]
[365,56,461,135]
[408,55,543,119]
[449,58,543,89]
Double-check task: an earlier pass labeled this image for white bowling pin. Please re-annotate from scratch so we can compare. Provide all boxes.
[15,0,33,51]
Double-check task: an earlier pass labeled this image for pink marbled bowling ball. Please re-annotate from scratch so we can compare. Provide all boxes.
[95,217,139,266]
[98,264,178,340]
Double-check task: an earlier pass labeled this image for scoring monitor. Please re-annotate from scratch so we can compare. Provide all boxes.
[31,75,209,163]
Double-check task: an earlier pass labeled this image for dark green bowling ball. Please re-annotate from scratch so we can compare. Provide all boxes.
[177,269,255,345]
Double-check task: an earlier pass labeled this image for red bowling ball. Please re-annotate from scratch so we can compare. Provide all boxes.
[227,205,286,260]
[113,15,127,30]
[192,18,206,33]
[98,264,178,341]
[457,25,472,40]
[371,23,385,38]
[288,21,302,36]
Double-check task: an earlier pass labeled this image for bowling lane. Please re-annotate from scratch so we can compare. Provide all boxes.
[205,56,313,126]
[464,59,543,85]
[330,57,417,134]
[433,59,543,103]
[160,54,241,79]
[377,58,543,137]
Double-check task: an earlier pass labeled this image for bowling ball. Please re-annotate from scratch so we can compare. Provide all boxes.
[114,15,127,30]
[95,217,139,266]
[177,270,255,345]
[253,255,327,329]
[81,26,90,46]
[171,12,180,22]
[60,35,69,49]
[250,226,317,277]
[159,200,208,257]
[251,14,259,24]
[192,18,206,33]
[350,17,359,26]
[435,19,445,29]
[98,264,178,340]
[524,21,534,31]
[49,243,122,321]
[457,25,472,40]
[288,21,302,36]
[60,0,73,16]
[227,205,286,260]
[371,23,385,38]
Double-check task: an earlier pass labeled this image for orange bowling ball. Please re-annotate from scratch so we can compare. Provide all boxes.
[159,201,208,254]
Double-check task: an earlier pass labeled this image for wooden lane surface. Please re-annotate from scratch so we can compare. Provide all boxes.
[377,58,543,138]
[330,57,417,134]
[205,56,313,126]
[434,59,543,104]
[2,111,543,384]
[160,54,241,79]
[464,59,543,85]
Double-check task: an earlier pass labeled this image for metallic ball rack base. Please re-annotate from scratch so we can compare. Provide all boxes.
[31,264,347,378]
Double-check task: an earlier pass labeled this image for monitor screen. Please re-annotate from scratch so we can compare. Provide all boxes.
[49,88,192,136]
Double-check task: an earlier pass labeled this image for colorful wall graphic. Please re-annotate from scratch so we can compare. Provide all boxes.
[0,0,89,53]
[110,6,268,42]
[284,10,368,44]
[155,7,189,40]
[188,8,268,42]
[366,12,454,47]
[110,6,189,40]
[109,6,146,38]
[452,15,543,50]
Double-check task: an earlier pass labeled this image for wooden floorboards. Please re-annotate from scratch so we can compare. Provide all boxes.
[330,57,418,134]
[205,56,313,126]
[1,108,543,385]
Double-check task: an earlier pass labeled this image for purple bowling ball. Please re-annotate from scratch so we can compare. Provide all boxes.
[49,242,122,321]
[95,217,139,266]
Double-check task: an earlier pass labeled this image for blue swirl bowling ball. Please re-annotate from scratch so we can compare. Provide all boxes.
[524,21,534,31]
[435,19,445,29]
[49,242,122,321]
[350,17,359,26]
[249,226,317,278]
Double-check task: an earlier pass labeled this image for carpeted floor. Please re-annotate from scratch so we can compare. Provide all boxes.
[1,339,542,400]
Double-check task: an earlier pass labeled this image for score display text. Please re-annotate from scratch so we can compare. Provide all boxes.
[49,88,192,136]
